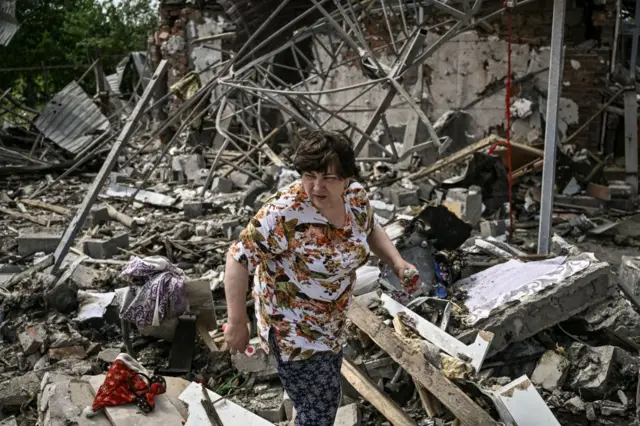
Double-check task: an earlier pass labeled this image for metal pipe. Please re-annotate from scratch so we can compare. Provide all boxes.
[624,0,640,194]
[537,0,567,254]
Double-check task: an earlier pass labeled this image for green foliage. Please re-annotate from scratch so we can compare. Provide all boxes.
[0,0,157,107]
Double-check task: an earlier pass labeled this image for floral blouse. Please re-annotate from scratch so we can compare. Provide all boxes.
[230,180,377,361]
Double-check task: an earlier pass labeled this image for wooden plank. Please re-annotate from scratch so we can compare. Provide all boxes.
[19,199,71,216]
[379,294,493,372]
[89,375,184,426]
[0,206,47,226]
[347,299,500,426]
[260,143,285,167]
[409,135,499,181]
[52,60,168,273]
[392,317,439,419]
[341,358,417,426]
[179,382,274,426]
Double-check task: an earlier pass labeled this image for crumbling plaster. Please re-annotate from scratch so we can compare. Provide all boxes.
[312,30,580,148]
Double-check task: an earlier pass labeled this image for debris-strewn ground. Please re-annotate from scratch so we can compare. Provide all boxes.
[2,0,640,425]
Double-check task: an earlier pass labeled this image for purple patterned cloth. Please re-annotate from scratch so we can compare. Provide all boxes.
[119,256,189,327]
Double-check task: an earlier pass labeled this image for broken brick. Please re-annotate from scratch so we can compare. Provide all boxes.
[211,177,234,194]
[48,346,87,361]
[18,325,47,355]
[84,233,129,259]
[17,228,63,256]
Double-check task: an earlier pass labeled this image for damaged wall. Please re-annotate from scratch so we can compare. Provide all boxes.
[151,0,616,152]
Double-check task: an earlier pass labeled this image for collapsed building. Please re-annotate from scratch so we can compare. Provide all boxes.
[2,0,640,425]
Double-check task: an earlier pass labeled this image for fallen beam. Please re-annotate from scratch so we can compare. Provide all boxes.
[408,135,500,182]
[341,358,418,426]
[51,60,168,274]
[0,206,47,226]
[347,299,500,426]
[380,294,493,372]
[1,254,54,290]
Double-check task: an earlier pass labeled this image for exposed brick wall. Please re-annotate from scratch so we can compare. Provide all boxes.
[488,0,616,47]
[561,49,609,150]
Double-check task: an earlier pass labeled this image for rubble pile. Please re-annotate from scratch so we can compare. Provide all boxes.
[2,0,640,425]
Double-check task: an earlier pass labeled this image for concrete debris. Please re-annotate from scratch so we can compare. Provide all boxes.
[563,395,586,414]
[531,350,570,392]
[19,325,47,355]
[17,228,63,256]
[0,372,41,411]
[567,344,638,400]
[231,337,278,379]
[335,403,361,426]
[1,1,639,426]
[38,373,110,426]
[84,233,130,259]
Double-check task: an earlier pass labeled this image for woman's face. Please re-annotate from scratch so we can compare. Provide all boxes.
[301,165,348,208]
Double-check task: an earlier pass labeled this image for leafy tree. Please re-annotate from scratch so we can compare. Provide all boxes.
[0,0,157,109]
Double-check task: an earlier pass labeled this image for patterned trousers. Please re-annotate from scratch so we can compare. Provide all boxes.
[269,329,343,426]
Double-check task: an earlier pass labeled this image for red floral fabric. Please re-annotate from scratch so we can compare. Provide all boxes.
[91,359,165,412]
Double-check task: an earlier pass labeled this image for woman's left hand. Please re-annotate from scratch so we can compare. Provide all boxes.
[392,260,417,280]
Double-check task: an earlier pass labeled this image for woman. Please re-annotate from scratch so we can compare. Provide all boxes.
[224,130,417,426]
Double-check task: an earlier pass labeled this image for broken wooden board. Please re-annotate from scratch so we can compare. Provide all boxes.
[88,375,184,426]
[409,135,500,181]
[341,358,417,426]
[178,382,274,426]
[347,299,500,426]
[379,294,493,372]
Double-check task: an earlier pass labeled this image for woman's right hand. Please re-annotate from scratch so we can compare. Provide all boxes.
[224,323,250,354]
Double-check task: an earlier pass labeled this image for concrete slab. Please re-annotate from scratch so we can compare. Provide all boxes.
[354,265,381,296]
[0,372,41,410]
[178,382,274,426]
[480,220,510,238]
[38,373,110,426]
[183,201,204,218]
[88,205,110,228]
[88,375,183,426]
[458,257,612,357]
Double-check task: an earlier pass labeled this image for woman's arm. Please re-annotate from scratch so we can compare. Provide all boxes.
[223,203,288,352]
[367,224,416,281]
[367,224,403,268]
[224,252,250,325]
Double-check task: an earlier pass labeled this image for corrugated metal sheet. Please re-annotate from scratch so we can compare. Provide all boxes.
[34,81,110,154]
[0,0,20,46]
[130,52,151,90]
[105,52,151,96]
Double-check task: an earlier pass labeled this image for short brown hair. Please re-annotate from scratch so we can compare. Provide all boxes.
[293,130,360,180]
